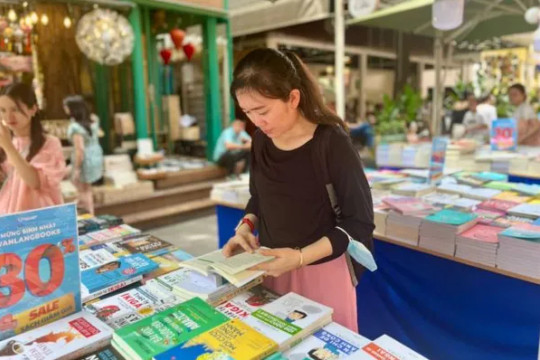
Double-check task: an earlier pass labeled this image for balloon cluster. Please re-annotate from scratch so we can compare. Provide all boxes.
[75,9,134,66]
[159,28,195,65]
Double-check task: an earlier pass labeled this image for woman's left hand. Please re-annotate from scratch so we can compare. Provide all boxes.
[251,247,301,277]
[0,121,12,150]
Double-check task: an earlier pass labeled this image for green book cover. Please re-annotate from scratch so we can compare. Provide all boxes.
[113,297,228,360]
[484,181,515,191]
[426,209,477,226]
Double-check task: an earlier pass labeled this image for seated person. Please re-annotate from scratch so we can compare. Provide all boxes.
[463,94,488,143]
[213,118,251,176]
[508,83,540,146]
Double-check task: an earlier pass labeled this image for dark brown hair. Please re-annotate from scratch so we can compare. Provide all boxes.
[230,48,347,131]
[509,83,526,98]
[0,83,46,163]
[63,95,93,136]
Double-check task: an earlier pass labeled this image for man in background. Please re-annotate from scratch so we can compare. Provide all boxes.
[213,118,251,176]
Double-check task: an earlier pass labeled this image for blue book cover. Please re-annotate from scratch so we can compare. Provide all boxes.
[426,209,477,226]
[534,218,540,226]
[81,253,158,293]
[473,172,508,182]
[500,225,540,241]
[428,137,448,185]
[0,204,80,341]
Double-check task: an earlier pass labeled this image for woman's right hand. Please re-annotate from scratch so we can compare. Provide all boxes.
[222,225,259,257]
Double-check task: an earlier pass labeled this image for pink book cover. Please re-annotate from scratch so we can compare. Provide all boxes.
[478,199,519,213]
[475,208,505,224]
[382,197,433,215]
[459,224,502,243]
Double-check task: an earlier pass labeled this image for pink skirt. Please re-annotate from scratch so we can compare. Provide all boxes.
[263,254,358,332]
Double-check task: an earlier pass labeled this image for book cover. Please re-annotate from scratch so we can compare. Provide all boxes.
[113,297,229,359]
[88,242,129,258]
[472,172,508,182]
[85,288,157,324]
[156,269,221,300]
[494,191,530,204]
[484,181,516,191]
[81,254,158,294]
[459,224,501,243]
[283,322,370,360]
[80,249,119,271]
[475,208,505,224]
[0,204,80,341]
[74,345,125,360]
[153,319,278,360]
[0,312,112,360]
[508,203,540,218]
[81,276,143,304]
[243,292,333,350]
[360,334,428,360]
[491,118,517,151]
[382,197,434,215]
[217,286,280,320]
[492,215,533,228]
[427,137,448,185]
[513,184,540,196]
[478,199,519,212]
[142,255,182,281]
[425,209,477,226]
[118,234,173,256]
[500,224,540,240]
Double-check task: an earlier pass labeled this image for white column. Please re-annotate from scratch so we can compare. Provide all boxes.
[335,0,345,119]
[433,34,443,136]
[360,53,368,120]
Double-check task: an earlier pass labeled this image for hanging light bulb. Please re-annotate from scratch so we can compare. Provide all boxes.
[22,2,28,8]
[41,14,48,26]
[24,15,32,27]
[63,16,72,29]
[432,0,464,31]
[8,9,17,22]
[30,11,38,24]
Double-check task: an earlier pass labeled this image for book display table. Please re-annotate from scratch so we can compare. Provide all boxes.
[214,201,540,360]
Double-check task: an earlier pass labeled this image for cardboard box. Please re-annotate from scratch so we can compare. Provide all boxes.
[179,126,200,141]
[163,95,182,141]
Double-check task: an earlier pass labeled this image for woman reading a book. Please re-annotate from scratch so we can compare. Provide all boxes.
[223,48,374,332]
[0,83,65,214]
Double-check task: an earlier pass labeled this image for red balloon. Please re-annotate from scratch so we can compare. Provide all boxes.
[182,43,195,61]
[169,28,185,50]
[160,48,172,65]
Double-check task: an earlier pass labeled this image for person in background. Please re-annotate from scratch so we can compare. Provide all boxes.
[63,95,103,215]
[476,93,497,130]
[508,83,540,145]
[0,83,65,214]
[213,118,251,177]
[223,48,374,332]
[463,94,489,143]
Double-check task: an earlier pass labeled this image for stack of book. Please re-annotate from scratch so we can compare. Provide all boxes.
[494,191,531,204]
[383,197,436,246]
[507,203,540,219]
[477,199,519,214]
[459,187,501,201]
[391,183,435,197]
[492,215,534,228]
[0,312,113,360]
[283,322,370,359]
[112,297,229,360]
[243,292,333,351]
[422,192,460,207]
[374,208,389,236]
[455,224,502,266]
[475,208,505,225]
[419,209,478,255]
[497,224,540,278]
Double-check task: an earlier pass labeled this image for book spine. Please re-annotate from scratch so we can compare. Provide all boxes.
[82,276,143,303]
[208,276,263,307]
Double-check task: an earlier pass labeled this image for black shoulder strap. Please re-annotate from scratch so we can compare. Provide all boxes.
[313,125,343,221]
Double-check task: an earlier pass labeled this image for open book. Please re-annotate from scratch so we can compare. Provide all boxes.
[178,249,274,287]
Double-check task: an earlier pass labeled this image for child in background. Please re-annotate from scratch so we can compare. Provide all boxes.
[0,83,65,214]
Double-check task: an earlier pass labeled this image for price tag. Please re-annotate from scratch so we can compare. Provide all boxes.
[0,204,79,340]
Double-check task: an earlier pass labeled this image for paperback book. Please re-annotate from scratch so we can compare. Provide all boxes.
[112,297,229,360]
[217,285,280,320]
[118,234,174,257]
[243,292,333,351]
[80,249,119,271]
[74,345,125,360]
[0,312,112,360]
[81,254,158,293]
[283,322,370,360]
[359,335,428,360]
[153,319,278,360]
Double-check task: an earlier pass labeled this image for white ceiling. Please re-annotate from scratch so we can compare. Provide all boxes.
[229,0,409,11]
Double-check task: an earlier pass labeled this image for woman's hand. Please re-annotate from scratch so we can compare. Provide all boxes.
[222,225,259,257]
[0,121,12,150]
[251,247,302,277]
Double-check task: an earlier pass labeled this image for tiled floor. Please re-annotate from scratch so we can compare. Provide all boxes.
[149,214,219,257]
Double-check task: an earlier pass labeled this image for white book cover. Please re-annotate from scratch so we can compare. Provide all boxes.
[358,335,429,360]
[243,292,333,350]
[0,312,112,360]
[81,275,142,303]
[84,287,156,324]
[217,285,280,319]
[79,249,118,271]
[283,322,370,360]
[508,203,540,218]
[156,268,222,300]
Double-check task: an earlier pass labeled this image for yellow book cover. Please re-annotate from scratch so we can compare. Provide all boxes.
[154,319,278,360]
[494,191,530,204]
[528,198,540,204]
